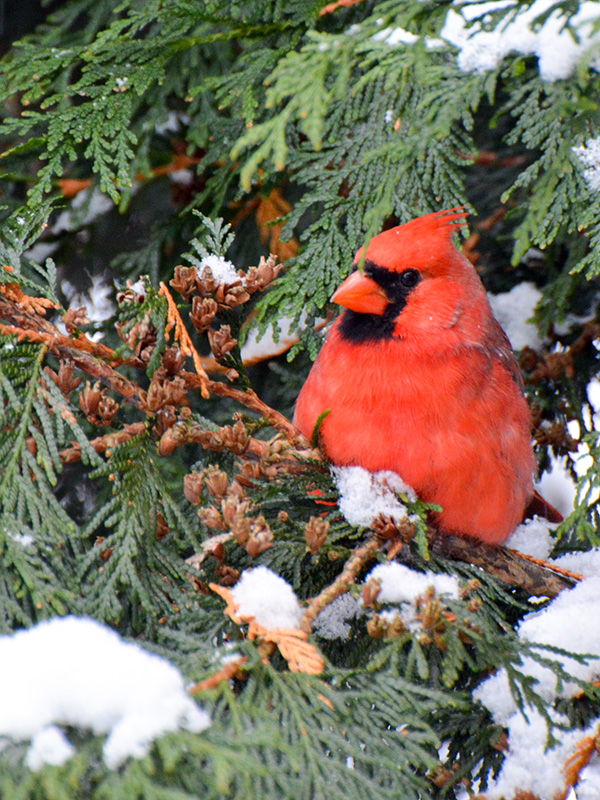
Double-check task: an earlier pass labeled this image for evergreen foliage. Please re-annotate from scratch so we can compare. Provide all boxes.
[1,0,600,798]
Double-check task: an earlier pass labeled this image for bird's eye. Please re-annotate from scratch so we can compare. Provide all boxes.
[400,269,420,288]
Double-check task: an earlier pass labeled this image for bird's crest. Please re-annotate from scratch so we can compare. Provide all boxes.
[358,207,470,275]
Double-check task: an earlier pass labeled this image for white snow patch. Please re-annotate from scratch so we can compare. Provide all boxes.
[474,577,600,797]
[332,466,416,528]
[7,527,34,547]
[242,314,327,365]
[534,455,577,518]
[481,707,598,800]
[488,282,543,351]
[25,242,59,264]
[372,26,419,46]
[231,566,303,629]
[576,755,600,800]
[367,562,460,604]
[0,616,210,770]
[154,112,190,135]
[375,1,600,81]
[440,0,600,82]
[25,726,75,770]
[475,577,600,726]
[198,254,239,285]
[551,549,600,579]
[52,187,113,234]
[588,377,600,414]
[505,517,555,560]
[62,274,115,338]
[573,137,600,192]
[168,169,194,185]
[128,279,146,298]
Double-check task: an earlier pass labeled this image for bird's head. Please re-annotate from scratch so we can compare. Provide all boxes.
[333,208,489,343]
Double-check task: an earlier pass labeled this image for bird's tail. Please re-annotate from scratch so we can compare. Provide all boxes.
[525,490,564,523]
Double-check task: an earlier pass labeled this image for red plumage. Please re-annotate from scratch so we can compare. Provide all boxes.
[294,209,557,544]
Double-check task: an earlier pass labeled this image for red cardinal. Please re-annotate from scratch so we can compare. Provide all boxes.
[294,208,559,544]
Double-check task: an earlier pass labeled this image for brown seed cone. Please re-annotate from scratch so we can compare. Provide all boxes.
[208,325,238,361]
[190,296,218,332]
[184,472,204,506]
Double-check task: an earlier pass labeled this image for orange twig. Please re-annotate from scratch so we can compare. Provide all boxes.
[159,282,209,398]
[508,550,584,583]
[209,582,325,675]
[319,0,367,16]
[556,726,600,800]
[188,656,248,694]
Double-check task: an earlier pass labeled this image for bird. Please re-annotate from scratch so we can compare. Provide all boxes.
[293,208,560,544]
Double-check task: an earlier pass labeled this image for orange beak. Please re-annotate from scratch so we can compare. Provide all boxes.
[331,271,388,315]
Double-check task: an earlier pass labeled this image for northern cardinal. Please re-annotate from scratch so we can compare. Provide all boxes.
[294,208,560,544]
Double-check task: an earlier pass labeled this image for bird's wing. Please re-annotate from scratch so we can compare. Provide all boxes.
[482,316,525,392]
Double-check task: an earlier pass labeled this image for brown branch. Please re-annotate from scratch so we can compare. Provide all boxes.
[301,536,382,633]
[210,384,301,442]
[433,533,579,598]
[179,368,310,446]
[0,297,144,369]
[60,422,147,463]
[0,297,148,410]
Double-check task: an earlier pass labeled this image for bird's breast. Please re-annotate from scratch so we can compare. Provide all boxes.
[293,324,535,543]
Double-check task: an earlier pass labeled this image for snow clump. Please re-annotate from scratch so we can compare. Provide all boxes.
[332,466,416,528]
[198,254,239,285]
[231,566,303,629]
[573,137,600,193]
[440,0,600,82]
[0,616,210,770]
[474,577,600,798]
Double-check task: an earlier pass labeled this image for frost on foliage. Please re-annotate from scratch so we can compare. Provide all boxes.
[488,282,543,352]
[440,0,600,82]
[231,566,303,629]
[505,517,555,560]
[332,466,416,528]
[376,0,600,81]
[198,254,239,285]
[573,137,600,193]
[0,616,210,770]
[474,578,600,797]
[313,593,363,641]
